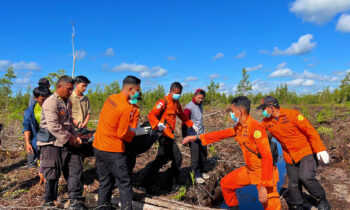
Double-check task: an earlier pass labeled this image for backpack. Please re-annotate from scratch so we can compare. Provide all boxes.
[243,132,279,166]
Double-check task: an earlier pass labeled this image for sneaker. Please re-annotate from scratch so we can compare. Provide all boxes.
[67,199,87,210]
[195,177,205,184]
[202,173,210,180]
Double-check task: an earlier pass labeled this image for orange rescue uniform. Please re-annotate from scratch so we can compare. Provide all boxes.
[261,108,326,164]
[199,115,280,209]
[148,94,193,139]
[93,93,139,153]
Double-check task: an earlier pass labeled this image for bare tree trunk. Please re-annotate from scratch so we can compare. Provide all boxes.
[71,24,76,78]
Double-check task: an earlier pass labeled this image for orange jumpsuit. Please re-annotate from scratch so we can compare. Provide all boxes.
[261,108,326,164]
[93,93,139,153]
[148,94,193,139]
[199,115,281,209]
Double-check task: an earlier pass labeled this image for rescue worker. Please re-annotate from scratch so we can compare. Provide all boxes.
[183,96,281,210]
[147,82,198,191]
[182,89,209,184]
[257,96,331,210]
[37,75,85,209]
[93,75,150,210]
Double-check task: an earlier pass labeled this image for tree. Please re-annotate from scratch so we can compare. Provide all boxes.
[237,68,252,96]
[0,66,16,109]
[339,71,350,102]
[46,69,66,90]
[206,80,220,104]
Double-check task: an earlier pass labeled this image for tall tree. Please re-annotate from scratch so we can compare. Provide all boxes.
[237,68,252,95]
[0,66,16,109]
[46,69,66,90]
[339,71,350,102]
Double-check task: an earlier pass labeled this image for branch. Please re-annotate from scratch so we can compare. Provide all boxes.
[71,23,76,78]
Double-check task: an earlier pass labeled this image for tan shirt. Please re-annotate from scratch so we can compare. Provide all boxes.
[70,91,91,123]
[38,92,76,147]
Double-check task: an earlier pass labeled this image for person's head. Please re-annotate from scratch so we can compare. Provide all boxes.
[194,89,205,105]
[256,96,280,118]
[170,82,183,100]
[56,75,74,99]
[122,75,141,103]
[33,86,52,106]
[230,96,251,124]
[38,78,50,89]
[74,75,91,94]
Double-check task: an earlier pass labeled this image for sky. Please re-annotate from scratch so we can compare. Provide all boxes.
[1,0,350,94]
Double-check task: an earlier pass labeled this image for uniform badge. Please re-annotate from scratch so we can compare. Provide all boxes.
[297,115,304,121]
[59,109,66,116]
[157,102,163,109]
[254,130,262,139]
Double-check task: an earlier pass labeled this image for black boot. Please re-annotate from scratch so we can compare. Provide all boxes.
[67,199,87,210]
[318,197,331,210]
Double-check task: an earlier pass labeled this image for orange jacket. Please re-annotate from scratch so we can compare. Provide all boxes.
[93,93,139,153]
[148,94,193,139]
[261,108,326,164]
[199,115,278,187]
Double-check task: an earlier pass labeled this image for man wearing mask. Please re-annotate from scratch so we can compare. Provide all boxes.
[37,76,85,209]
[257,96,331,210]
[182,89,209,184]
[147,82,197,192]
[93,75,150,210]
[183,96,281,210]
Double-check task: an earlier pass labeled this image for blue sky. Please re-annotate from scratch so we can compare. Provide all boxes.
[1,0,350,94]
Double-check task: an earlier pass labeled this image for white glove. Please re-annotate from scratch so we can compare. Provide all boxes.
[317,151,329,164]
[192,125,199,134]
[157,123,166,131]
[131,126,151,136]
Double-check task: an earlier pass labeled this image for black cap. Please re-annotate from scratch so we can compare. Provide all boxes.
[256,96,278,110]
[38,78,50,88]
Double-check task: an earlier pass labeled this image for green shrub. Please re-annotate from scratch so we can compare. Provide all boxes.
[171,186,186,201]
[317,126,333,139]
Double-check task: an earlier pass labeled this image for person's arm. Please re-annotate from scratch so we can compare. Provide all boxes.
[183,128,236,145]
[116,108,135,143]
[293,111,326,153]
[22,111,33,153]
[24,131,33,153]
[177,103,194,128]
[148,99,166,129]
[81,114,90,128]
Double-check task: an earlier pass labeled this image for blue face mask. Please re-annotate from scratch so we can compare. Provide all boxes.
[131,90,140,100]
[262,110,271,118]
[129,99,138,104]
[172,93,181,100]
[230,112,239,123]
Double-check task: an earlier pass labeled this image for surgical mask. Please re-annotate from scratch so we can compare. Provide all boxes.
[129,99,138,104]
[172,94,181,100]
[130,90,140,100]
[230,112,239,123]
[262,110,271,118]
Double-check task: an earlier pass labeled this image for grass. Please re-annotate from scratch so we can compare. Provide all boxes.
[189,170,195,186]
[209,145,217,157]
[316,106,336,124]
[171,186,186,201]
[317,126,334,139]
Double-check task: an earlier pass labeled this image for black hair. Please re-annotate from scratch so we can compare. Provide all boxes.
[33,86,52,98]
[270,103,280,109]
[231,96,251,114]
[122,75,141,87]
[170,82,183,91]
[74,75,91,85]
[195,90,206,97]
[56,75,74,88]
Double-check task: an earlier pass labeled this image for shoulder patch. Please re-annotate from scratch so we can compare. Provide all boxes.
[254,130,262,139]
[297,115,304,121]
[157,102,163,109]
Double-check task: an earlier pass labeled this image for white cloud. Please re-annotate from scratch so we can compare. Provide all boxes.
[276,62,287,69]
[286,78,315,86]
[272,34,316,56]
[15,78,30,85]
[336,14,350,32]
[302,70,341,82]
[76,50,87,60]
[167,56,177,61]
[112,62,167,78]
[246,64,263,72]
[235,51,246,59]
[212,52,224,60]
[251,79,271,93]
[333,68,350,76]
[269,68,294,77]
[104,48,115,56]
[208,73,220,79]
[0,60,11,69]
[290,0,350,24]
[140,66,167,78]
[184,76,198,82]
[11,61,41,70]
[259,49,269,54]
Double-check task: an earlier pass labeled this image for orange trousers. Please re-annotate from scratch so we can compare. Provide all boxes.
[220,166,281,210]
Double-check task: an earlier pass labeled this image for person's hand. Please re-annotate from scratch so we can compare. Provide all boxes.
[317,151,330,164]
[157,123,166,131]
[258,186,268,204]
[192,125,199,133]
[69,135,82,147]
[183,135,197,144]
[131,126,152,136]
[25,143,34,154]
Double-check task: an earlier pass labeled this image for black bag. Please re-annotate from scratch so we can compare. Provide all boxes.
[243,132,279,166]
[36,128,56,142]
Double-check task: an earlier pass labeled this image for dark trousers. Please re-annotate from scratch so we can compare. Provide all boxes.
[286,154,326,206]
[147,135,182,183]
[189,139,207,175]
[27,146,39,168]
[40,145,83,202]
[94,148,133,210]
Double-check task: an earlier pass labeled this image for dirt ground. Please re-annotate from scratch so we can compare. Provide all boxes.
[0,104,349,209]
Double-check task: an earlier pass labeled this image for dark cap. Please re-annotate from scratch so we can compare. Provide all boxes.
[256,96,278,110]
[38,78,50,88]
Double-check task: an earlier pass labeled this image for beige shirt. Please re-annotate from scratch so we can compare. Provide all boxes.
[70,91,91,123]
[38,92,76,147]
